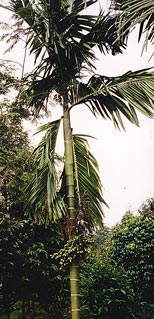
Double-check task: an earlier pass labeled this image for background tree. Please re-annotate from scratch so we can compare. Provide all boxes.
[109,198,154,319]
[80,228,135,319]
[0,106,32,218]
[0,63,31,219]
[0,216,70,319]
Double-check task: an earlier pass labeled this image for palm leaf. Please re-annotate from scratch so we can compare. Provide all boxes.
[60,134,106,228]
[25,118,66,224]
[70,69,154,129]
[73,134,106,227]
[2,1,127,94]
[81,12,127,56]
[26,120,105,228]
[111,0,154,49]
[71,0,97,13]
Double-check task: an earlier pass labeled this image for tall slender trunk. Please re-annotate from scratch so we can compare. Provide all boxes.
[63,105,81,319]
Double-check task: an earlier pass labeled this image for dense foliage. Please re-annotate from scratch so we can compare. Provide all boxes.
[0,109,31,218]
[80,253,134,319]
[0,217,70,319]
[0,198,154,319]
[109,199,154,319]
[79,200,154,319]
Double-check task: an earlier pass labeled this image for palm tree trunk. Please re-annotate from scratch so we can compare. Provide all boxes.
[63,105,81,319]
[70,263,80,319]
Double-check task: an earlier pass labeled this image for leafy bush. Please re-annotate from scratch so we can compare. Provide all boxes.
[80,240,134,319]
[110,199,154,318]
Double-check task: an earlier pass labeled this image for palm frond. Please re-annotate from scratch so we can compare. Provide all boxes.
[71,0,96,13]
[2,1,127,99]
[73,134,106,227]
[25,118,66,225]
[70,69,154,129]
[111,0,154,49]
[25,120,105,228]
[60,134,106,228]
[81,12,127,56]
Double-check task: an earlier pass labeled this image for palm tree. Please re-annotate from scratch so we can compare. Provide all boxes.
[25,121,105,318]
[1,1,154,318]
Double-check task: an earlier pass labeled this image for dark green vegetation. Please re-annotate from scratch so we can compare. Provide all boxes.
[0,218,70,319]
[1,198,154,319]
[109,201,154,319]
[0,107,31,218]
[0,0,154,318]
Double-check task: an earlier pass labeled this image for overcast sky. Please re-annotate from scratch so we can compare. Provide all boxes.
[0,2,154,227]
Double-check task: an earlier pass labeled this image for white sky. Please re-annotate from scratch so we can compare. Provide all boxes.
[0,2,154,227]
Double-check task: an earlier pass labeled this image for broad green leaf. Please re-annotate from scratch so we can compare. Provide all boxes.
[25,118,66,224]
[61,134,106,228]
[70,70,154,129]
